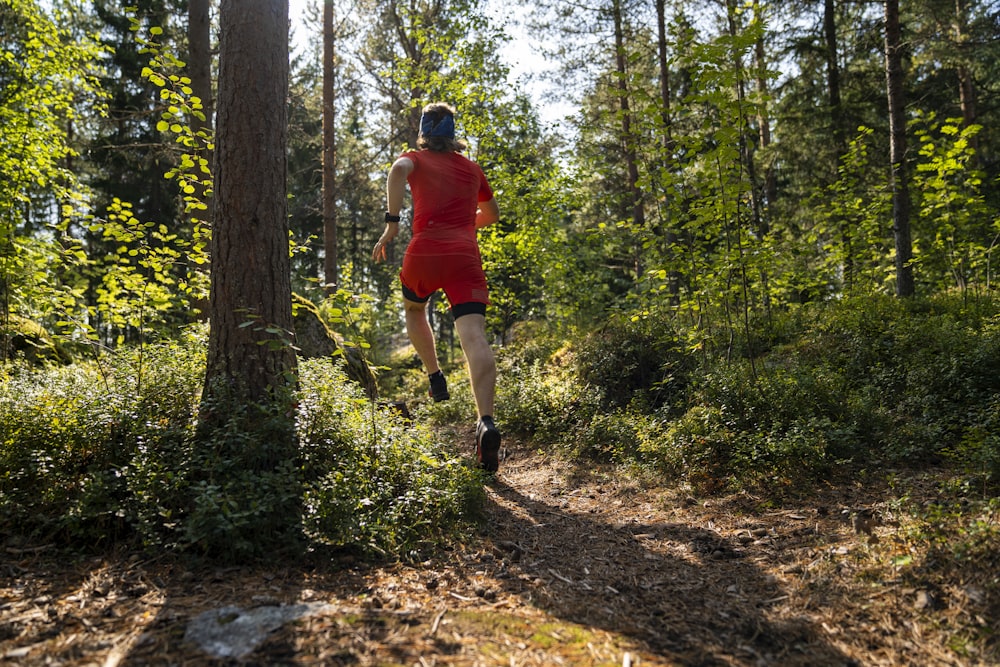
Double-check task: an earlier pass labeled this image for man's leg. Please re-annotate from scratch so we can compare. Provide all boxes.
[404,297,441,375]
[455,311,500,472]
[453,312,495,419]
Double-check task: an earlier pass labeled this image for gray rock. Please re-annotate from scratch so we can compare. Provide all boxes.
[184,602,333,659]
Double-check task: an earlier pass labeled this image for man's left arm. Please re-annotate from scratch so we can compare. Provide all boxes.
[475,197,499,229]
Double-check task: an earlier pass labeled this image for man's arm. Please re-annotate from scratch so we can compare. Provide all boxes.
[372,157,414,262]
[386,157,414,215]
[475,197,500,229]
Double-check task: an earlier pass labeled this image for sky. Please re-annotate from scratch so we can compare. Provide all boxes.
[285,0,571,128]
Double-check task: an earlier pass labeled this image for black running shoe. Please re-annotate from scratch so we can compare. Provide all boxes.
[428,370,450,402]
[476,416,501,473]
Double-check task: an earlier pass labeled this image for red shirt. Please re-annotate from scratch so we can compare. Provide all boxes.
[402,150,494,254]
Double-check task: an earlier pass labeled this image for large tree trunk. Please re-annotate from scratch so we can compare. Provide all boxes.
[322,0,338,291]
[884,0,915,297]
[203,0,296,409]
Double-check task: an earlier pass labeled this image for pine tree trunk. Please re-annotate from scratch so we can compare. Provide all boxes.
[953,0,979,161]
[753,0,776,213]
[824,0,856,291]
[655,0,680,303]
[203,0,296,409]
[187,0,212,135]
[884,0,915,297]
[612,0,644,278]
[187,0,213,225]
[323,0,338,291]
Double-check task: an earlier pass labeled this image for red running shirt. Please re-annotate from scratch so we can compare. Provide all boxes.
[403,150,494,250]
[398,150,495,305]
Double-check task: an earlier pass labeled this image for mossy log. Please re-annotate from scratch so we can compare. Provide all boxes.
[2,314,72,364]
[291,294,377,398]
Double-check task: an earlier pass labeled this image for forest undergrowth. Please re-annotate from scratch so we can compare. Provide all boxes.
[1,438,997,665]
[1,293,999,664]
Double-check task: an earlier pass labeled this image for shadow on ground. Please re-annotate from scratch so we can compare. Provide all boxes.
[481,456,857,666]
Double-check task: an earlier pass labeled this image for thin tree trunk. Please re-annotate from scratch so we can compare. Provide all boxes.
[824,0,844,153]
[187,0,213,135]
[884,0,915,297]
[323,0,338,291]
[655,0,674,158]
[725,0,764,243]
[824,0,855,290]
[612,0,644,278]
[954,0,979,160]
[753,0,776,212]
[655,0,680,302]
[187,0,213,221]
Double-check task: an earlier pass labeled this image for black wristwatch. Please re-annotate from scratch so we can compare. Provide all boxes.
[384,212,401,223]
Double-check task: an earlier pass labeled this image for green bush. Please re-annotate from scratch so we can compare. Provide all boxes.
[0,331,206,542]
[127,357,484,560]
[945,397,1000,490]
[492,294,1000,494]
[574,314,693,412]
[0,336,483,561]
[296,358,483,559]
[803,296,1000,461]
[496,350,603,446]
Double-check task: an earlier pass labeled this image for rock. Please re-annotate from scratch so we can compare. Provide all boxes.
[914,590,934,610]
[183,602,333,659]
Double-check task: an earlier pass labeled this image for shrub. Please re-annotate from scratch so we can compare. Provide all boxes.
[296,359,483,559]
[574,314,693,412]
[496,349,603,446]
[1,337,483,561]
[0,330,206,543]
[802,296,1000,461]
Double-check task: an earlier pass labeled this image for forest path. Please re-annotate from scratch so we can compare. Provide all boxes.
[0,434,983,666]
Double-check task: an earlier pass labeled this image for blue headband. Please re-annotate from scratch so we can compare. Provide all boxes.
[420,113,455,138]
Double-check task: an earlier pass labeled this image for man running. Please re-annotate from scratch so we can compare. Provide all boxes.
[371,102,502,473]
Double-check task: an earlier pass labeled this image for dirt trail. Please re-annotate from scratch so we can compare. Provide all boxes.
[0,435,990,665]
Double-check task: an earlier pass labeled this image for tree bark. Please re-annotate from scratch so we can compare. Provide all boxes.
[884,0,915,297]
[203,0,296,408]
[953,0,979,160]
[655,0,674,159]
[824,0,844,153]
[187,0,212,136]
[753,0,776,212]
[824,0,856,290]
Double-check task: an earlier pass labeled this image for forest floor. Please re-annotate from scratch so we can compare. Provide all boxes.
[2,427,997,666]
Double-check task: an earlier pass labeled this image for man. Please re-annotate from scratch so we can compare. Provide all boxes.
[372,102,502,473]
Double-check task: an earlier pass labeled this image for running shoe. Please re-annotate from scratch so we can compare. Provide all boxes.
[476,416,501,473]
[428,370,450,402]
